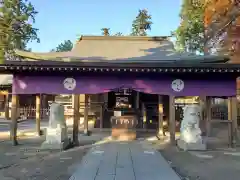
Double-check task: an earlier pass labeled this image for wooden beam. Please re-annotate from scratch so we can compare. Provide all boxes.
[169,95,175,144]
[36,94,41,136]
[10,94,19,146]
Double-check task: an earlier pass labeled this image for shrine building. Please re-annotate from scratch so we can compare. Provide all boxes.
[0,36,239,145]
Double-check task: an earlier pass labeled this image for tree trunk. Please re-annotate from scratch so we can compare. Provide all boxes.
[10,95,18,146]
[10,0,21,145]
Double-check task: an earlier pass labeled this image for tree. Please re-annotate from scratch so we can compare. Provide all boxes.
[204,0,240,56]
[100,29,124,36]
[0,0,39,63]
[114,32,123,36]
[175,0,240,55]
[0,0,39,145]
[131,9,152,36]
[52,40,73,52]
[174,0,205,53]
[101,28,110,36]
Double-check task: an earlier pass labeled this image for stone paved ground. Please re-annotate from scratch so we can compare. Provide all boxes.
[70,141,181,180]
[153,140,240,180]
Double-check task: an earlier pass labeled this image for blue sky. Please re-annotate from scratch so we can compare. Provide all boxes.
[28,0,182,52]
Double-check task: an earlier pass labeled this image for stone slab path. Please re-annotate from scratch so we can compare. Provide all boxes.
[69,141,181,180]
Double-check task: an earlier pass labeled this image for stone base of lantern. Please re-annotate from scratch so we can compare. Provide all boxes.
[41,127,70,150]
[111,128,137,141]
[177,139,206,151]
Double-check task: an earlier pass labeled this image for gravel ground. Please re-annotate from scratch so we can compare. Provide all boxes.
[0,145,89,180]
[0,135,105,180]
[155,141,240,180]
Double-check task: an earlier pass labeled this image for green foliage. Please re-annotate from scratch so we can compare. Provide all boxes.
[174,0,205,53]
[131,9,152,36]
[0,0,39,63]
[101,28,110,36]
[53,40,73,52]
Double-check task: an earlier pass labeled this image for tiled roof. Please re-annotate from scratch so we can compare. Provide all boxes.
[14,36,229,63]
[70,36,194,61]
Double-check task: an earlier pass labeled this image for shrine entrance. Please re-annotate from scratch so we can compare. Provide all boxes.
[106,87,140,140]
[104,87,168,140]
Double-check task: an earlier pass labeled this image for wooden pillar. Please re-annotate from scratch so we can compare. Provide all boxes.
[228,97,238,147]
[206,97,212,137]
[84,94,89,135]
[232,97,238,144]
[142,103,146,129]
[72,94,80,145]
[228,97,233,146]
[136,91,139,109]
[199,96,207,136]
[158,95,164,137]
[169,95,175,144]
[36,94,41,136]
[102,92,108,128]
[99,104,103,130]
[41,94,47,109]
[104,92,108,105]
[10,94,19,146]
[4,93,9,120]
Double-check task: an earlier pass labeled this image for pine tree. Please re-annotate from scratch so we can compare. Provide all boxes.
[0,0,39,63]
[131,9,152,36]
[52,40,73,52]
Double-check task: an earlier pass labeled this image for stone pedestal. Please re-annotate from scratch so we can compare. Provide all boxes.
[41,103,70,150]
[41,125,70,150]
[111,115,137,141]
[83,129,91,136]
[177,139,206,151]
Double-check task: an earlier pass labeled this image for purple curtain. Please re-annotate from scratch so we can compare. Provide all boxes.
[12,75,236,96]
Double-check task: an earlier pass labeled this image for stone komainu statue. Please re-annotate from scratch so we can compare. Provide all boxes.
[180,104,203,144]
[49,103,66,128]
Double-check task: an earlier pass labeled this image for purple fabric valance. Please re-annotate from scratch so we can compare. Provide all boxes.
[12,75,236,96]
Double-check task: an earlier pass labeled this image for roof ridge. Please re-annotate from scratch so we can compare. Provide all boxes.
[78,35,171,41]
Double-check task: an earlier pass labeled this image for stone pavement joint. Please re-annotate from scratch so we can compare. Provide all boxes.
[69,141,181,180]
